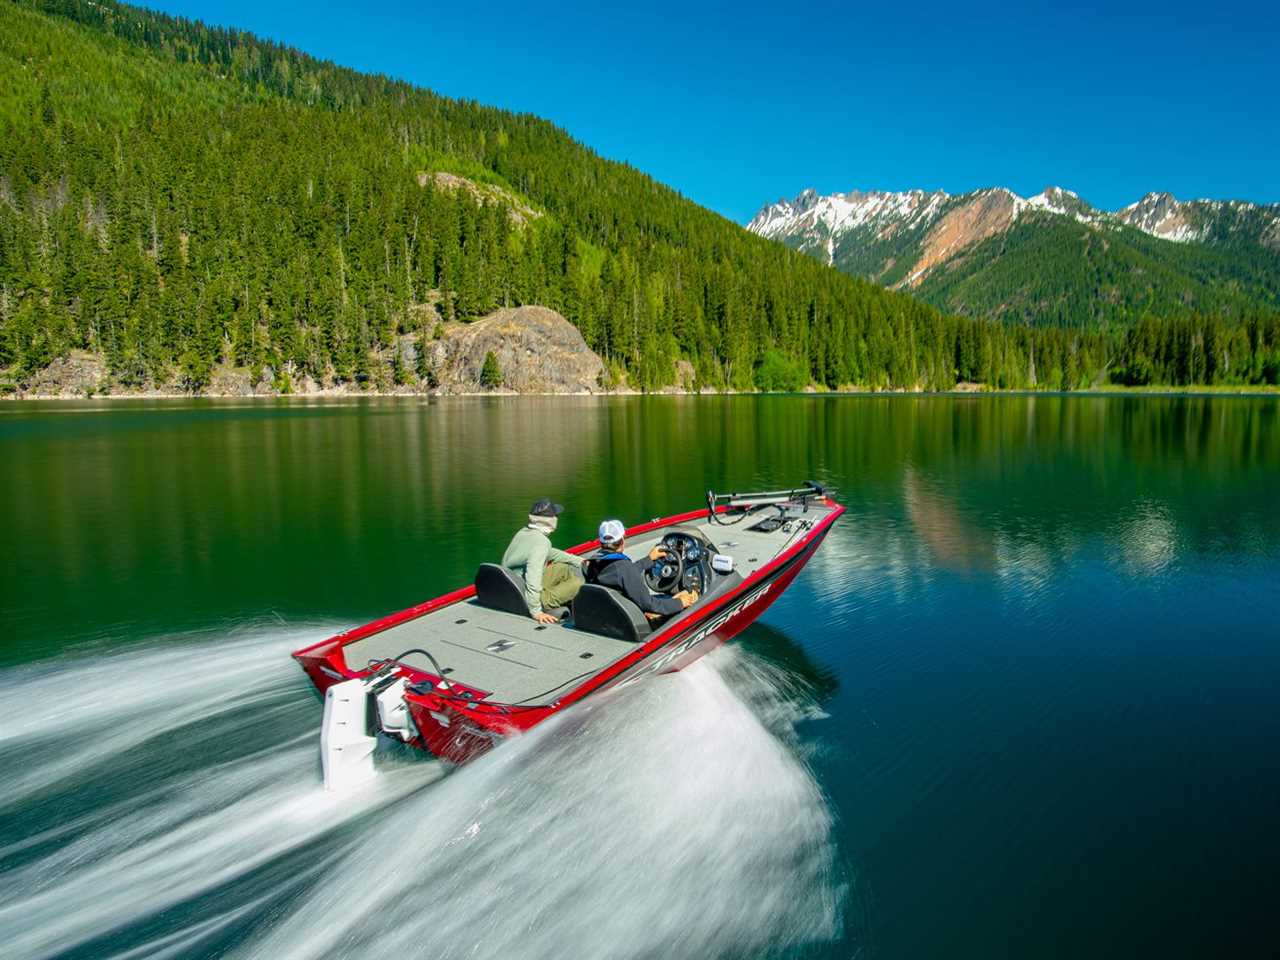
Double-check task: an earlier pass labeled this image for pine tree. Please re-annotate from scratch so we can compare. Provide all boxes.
[479,350,503,388]
[392,341,409,385]
[414,325,437,387]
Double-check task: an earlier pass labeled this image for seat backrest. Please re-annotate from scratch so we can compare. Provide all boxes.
[474,563,530,616]
[572,584,652,643]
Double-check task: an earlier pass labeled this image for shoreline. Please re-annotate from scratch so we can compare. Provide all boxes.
[5,384,1279,402]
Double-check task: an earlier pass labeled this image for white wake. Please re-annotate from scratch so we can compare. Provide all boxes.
[0,627,842,960]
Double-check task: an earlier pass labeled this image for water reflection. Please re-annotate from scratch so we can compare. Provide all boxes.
[2,395,1278,661]
[1115,499,1180,576]
[902,467,996,574]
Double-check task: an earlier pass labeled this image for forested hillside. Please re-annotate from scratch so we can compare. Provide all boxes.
[919,212,1280,329]
[750,187,1280,385]
[2,0,1278,393]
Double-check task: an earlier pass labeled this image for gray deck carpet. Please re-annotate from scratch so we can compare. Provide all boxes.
[343,505,833,705]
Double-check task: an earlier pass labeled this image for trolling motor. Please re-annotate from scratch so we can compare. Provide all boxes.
[706,481,829,525]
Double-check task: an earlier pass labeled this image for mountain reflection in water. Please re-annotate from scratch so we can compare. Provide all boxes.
[902,466,997,574]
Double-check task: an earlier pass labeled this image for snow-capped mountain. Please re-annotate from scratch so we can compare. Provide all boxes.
[746,186,1280,326]
[751,185,1099,249]
[1112,191,1201,242]
[750,188,949,248]
[748,186,1279,282]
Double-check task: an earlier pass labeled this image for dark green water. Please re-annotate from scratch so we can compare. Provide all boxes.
[2,395,1278,959]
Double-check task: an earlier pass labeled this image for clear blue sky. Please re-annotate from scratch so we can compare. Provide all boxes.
[149,0,1278,222]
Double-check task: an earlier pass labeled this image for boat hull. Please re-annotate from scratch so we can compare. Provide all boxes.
[295,500,842,765]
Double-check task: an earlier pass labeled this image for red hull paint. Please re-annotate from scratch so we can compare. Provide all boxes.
[294,500,843,764]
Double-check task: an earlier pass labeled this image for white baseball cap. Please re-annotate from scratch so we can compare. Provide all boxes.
[598,519,626,545]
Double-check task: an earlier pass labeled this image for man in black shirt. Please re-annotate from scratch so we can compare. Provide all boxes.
[585,519,698,619]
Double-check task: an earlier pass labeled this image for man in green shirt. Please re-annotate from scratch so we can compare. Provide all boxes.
[501,498,586,623]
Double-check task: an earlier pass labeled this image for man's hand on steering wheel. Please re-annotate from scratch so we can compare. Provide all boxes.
[647,545,667,562]
[644,548,683,593]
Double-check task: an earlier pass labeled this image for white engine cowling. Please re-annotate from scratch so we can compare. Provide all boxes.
[319,673,418,791]
[320,678,378,792]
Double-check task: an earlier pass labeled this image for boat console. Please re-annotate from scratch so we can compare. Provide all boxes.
[645,529,719,596]
[571,527,740,642]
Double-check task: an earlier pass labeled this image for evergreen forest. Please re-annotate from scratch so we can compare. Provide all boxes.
[2,0,1278,394]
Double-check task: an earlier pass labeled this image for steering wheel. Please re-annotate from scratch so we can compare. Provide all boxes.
[644,542,685,594]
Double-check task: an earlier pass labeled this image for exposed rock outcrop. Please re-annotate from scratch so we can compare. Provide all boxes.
[4,307,607,398]
[207,365,257,396]
[425,305,606,394]
[908,189,1021,286]
[416,172,541,226]
[20,351,106,396]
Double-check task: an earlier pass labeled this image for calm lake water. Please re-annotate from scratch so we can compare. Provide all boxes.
[1,395,1277,959]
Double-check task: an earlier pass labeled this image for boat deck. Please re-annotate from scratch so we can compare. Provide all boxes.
[343,504,833,706]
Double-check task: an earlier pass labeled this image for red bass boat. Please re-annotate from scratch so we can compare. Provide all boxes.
[293,483,843,788]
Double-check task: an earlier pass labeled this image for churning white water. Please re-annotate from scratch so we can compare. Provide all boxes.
[0,626,842,960]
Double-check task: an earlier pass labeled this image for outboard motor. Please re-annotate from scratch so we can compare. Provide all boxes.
[319,669,415,791]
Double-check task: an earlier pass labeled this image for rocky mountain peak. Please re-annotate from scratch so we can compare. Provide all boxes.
[1136,190,1178,207]
[1115,192,1199,242]
[746,182,1279,303]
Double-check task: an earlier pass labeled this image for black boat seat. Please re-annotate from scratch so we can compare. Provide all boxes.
[474,563,530,616]
[572,584,653,643]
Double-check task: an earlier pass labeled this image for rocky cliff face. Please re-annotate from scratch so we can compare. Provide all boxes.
[5,305,607,398]
[909,189,1022,286]
[424,305,606,394]
[17,352,107,397]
